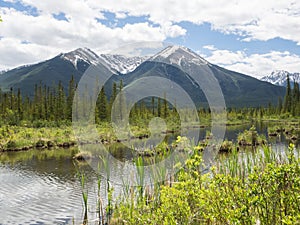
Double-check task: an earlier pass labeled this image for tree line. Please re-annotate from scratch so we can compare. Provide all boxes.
[281,75,300,115]
[0,76,177,126]
[0,75,299,127]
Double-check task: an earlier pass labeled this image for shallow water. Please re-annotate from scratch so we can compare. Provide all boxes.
[0,122,298,224]
[0,149,99,224]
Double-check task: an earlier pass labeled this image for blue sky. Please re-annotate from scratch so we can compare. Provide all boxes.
[1,0,300,77]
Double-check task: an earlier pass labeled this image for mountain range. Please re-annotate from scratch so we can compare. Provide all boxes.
[260,70,300,87]
[0,46,285,107]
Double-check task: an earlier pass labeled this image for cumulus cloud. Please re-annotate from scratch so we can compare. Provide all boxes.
[0,37,60,70]
[0,6,172,70]
[0,0,300,73]
[203,46,300,77]
[87,0,300,44]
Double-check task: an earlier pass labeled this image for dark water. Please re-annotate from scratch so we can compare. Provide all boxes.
[0,122,298,224]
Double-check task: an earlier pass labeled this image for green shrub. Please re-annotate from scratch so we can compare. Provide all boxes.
[112,144,300,225]
[5,140,17,149]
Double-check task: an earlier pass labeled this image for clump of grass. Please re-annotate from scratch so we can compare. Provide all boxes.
[268,126,281,137]
[238,125,266,146]
[219,139,234,152]
[284,126,299,142]
[73,151,92,161]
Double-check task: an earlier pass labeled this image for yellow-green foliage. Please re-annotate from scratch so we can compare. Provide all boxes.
[113,144,300,225]
[0,125,75,150]
[237,125,266,146]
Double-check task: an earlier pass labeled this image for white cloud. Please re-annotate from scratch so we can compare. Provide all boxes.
[203,47,300,77]
[87,0,300,44]
[160,22,186,38]
[0,7,173,69]
[203,45,216,51]
[0,37,62,71]
[115,12,127,19]
[1,0,300,73]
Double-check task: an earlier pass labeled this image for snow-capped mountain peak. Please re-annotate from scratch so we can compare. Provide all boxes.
[149,45,208,66]
[61,48,100,69]
[261,70,300,86]
[61,48,147,74]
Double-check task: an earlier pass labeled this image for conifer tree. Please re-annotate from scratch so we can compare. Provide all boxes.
[283,75,292,113]
[151,96,155,115]
[98,87,108,121]
[157,98,161,117]
[67,75,76,120]
[163,93,168,118]
[118,80,126,121]
[17,88,22,120]
[277,96,282,114]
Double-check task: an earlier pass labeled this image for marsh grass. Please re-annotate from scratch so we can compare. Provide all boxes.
[112,142,300,225]
[0,125,76,151]
[237,125,267,146]
[78,172,88,224]
[135,157,145,201]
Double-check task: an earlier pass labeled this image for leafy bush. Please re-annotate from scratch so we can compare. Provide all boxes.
[112,144,300,224]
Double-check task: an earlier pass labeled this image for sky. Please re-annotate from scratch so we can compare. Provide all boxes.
[0,0,300,78]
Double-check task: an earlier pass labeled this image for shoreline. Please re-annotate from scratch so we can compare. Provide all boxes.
[0,118,298,152]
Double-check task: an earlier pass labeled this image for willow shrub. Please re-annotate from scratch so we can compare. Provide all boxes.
[112,144,300,225]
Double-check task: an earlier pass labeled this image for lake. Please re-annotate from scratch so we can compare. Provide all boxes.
[0,122,298,224]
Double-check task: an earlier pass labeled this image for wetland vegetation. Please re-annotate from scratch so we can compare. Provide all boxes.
[0,75,299,224]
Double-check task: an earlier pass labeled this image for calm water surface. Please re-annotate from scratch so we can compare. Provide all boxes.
[0,122,298,224]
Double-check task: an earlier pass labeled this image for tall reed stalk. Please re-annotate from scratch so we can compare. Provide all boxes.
[135,156,145,202]
[100,155,113,224]
[79,172,88,224]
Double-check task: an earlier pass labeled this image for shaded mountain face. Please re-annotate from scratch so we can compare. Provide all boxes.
[0,48,146,95]
[260,70,300,87]
[108,46,285,107]
[208,65,285,107]
[0,46,285,107]
[0,53,86,96]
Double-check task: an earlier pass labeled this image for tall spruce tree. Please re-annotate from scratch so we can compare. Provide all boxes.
[283,74,292,113]
[98,87,108,121]
[67,75,76,120]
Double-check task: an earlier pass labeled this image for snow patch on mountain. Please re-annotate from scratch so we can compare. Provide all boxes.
[261,70,300,86]
[61,48,100,69]
[99,54,148,74]
[61,47,147,74]
[149,45,208,66]
[148,45,210,89]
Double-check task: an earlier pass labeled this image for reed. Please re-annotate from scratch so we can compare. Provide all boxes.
[100,155,113,224]
[135,156,145,202]
[96,162,105,225]
[79,172,88,224]
[112,142,300,224]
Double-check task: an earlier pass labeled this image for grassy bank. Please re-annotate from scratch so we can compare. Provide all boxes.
[0,125,76,151]
[0,118,298,152]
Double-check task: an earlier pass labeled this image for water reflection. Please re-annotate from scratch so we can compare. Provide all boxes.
[0,122,298,224]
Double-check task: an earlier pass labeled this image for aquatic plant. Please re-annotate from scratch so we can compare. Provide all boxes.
[112,144,300,224]
[135,156,145,202]
[237,125,266,146]
[78,172,88,224]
